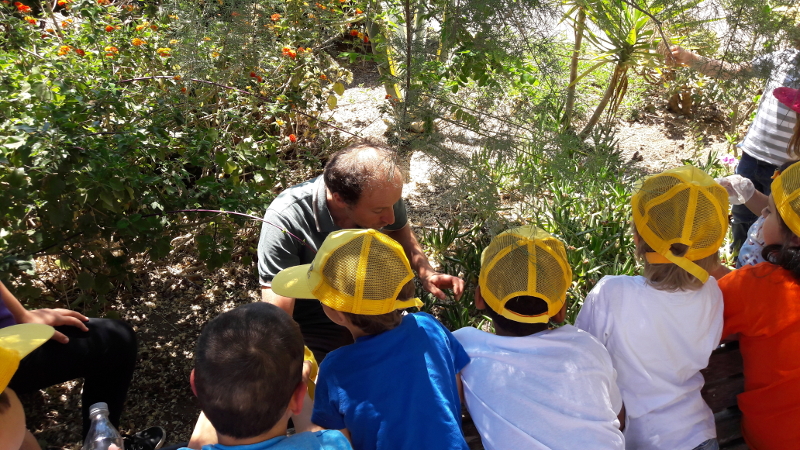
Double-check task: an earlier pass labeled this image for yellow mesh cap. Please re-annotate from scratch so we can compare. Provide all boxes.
[271,229,423,315]
[631,166,729,283]
[772,162,800,238]
[479,226,572,324]
[0,324,54,392]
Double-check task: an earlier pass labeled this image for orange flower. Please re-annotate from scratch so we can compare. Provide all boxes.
[211,51,220,58]
[97,0,109,4]
[105,25,115,32]
[135,23,147,31]
[256,75,263,83]
[289,134,297,143]
[156,47,171,56]
[58,45,71,55]
[231,11,240,17]
[131,38,145,46]
[271,13,280,21]
[173,75,182,80]
[150,24,158,30]
[320,74,327,80]
[315,2,326,9]
[355,8,362,14]
[350,29,358,36]
[75,48,85,56]
[297,47,305,53]
[363,35,369,43]
[181,87,187,93]
[104,45,118,56]
[385,94,392,99]
[16,3,31,12]
[24,16,36,25]
[57,0,67,5]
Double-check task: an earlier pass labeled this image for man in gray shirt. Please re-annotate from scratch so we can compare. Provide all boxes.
[257,140,464,362]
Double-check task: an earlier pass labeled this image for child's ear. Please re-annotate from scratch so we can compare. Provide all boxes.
[552,301,568,324]
[473,285,486,310]
[190,369,197,397]
[288,381,307,416]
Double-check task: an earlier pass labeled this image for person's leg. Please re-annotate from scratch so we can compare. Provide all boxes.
[9,318,137,438]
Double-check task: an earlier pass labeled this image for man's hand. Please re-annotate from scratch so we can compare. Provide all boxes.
[420,272,465,301]
[19,309,88,344]
[660,43,694,67]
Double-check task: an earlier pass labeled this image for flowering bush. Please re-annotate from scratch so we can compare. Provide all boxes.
[0,0,364,307]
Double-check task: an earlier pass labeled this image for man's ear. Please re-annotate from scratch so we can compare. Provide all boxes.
[331,192,348,209]
[474,285,486,310]
[288,381,307,416]
[190,369,197,397]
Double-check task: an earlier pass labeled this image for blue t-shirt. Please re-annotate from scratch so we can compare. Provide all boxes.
[184,430,352,450]
[312,312,470,450]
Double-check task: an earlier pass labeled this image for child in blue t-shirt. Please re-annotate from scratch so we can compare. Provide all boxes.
[272,229,470,450]
[181,302,352,450]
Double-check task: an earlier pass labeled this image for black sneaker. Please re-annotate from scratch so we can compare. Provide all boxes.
[123,426,166,450]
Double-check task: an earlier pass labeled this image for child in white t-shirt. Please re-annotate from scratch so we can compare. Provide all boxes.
[454,226,624,450]
[576,166,728,450]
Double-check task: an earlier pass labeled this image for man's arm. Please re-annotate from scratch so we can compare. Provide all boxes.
[261,287,296,316]
[385,224,465,300]
[666,45,753,80]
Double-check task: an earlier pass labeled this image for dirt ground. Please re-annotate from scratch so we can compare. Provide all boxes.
[19,61,738,449]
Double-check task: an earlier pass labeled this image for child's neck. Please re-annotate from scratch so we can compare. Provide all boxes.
[216,412,291,446]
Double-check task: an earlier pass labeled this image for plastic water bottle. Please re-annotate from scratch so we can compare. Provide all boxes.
[82,402,124,450]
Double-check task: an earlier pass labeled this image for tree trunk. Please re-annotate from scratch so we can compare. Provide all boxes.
[563,7,585,133]
[579,63,625,140]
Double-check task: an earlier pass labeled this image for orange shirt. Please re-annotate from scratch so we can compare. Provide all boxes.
[718,263,800,450]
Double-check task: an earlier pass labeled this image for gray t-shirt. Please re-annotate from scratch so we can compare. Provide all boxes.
[257,176,407,326]
[739,49,800,166]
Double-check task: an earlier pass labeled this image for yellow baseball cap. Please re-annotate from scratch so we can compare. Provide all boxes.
[771,162,800,238]
[479,226,572,324]
[0,324,55,392]
[272,229,423,315]
[631,166,729,283]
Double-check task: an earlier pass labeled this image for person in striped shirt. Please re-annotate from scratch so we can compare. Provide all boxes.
[667,12,800,254]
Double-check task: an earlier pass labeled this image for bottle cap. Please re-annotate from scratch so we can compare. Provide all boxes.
[89,402,110,416]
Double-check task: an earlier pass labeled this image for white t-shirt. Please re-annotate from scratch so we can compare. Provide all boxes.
[575,275,723,450]
[453,325,625,450]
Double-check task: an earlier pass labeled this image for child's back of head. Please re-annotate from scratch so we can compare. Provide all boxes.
[631,165,729,290]
[193,302,304,440]
[454,226,625,449]
[476,226,572,336]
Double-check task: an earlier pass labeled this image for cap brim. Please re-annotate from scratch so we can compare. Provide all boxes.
[0,324,54,358]
[271,264,318,299]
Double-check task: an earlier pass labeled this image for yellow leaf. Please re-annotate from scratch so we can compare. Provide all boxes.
[327,95,337,109]
[333,82,345,96]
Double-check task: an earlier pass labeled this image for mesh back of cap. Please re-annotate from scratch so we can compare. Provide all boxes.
[480,228,571,322]
[774,163,800,237]
[633,167,728,261]
[317,233,412,315]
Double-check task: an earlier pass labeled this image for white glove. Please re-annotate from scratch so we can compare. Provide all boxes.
[715,174,755,205]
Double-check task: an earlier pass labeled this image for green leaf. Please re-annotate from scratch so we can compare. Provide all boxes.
[327,95,337,109]
[78,272,95,291]
[333,82,345,96]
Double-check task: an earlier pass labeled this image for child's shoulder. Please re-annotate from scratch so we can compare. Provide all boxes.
[589,274,646,297]
[257,430,352,450]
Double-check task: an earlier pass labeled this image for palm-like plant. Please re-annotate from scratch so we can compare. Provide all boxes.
[565,0,705,139]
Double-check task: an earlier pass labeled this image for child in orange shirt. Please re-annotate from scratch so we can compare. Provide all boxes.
[717,158,800,450]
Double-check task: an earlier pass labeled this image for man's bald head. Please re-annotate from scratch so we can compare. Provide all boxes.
[324,140,402,206]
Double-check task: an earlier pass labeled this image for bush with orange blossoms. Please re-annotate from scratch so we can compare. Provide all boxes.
[24,16,36,25]
[350,29,359,36]
[97,0,109,4]
[75,49,85,56]
[104,45,118,56]
[105,25,115,32]
[156,47,171,57]
[132,38,145,46]
[271,13,280,21]
[16,2,31,12]
[57,45,71,55]
[289,134,297,143]
[135,23,147,31]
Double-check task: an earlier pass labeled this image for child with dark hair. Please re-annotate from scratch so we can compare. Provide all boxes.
[272,229,470,450]
[576,166,729,450]
[453,226,624,450]
[181,302,351,450]
[715,160,800,449]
